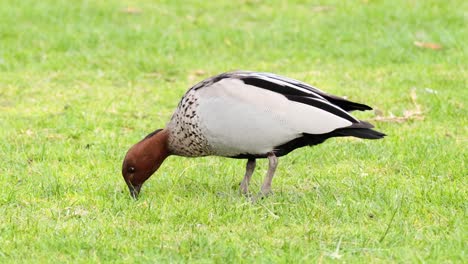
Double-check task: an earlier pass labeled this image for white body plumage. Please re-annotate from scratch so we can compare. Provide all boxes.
[166,71,377,158]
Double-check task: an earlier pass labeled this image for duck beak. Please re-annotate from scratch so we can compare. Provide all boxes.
[127,182,142,199]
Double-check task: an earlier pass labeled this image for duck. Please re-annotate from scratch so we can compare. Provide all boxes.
[122,71,385,199]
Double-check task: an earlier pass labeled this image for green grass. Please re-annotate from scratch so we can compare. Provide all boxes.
[1,0,466,262]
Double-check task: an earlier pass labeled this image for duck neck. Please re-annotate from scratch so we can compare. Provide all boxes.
[142,128,171,172]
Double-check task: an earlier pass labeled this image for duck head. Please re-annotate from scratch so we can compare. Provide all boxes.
[122,129,170,199]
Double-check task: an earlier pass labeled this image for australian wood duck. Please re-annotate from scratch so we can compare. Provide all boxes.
[122,71,385,198]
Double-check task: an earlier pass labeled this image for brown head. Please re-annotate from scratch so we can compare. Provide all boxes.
[122,128,170,199]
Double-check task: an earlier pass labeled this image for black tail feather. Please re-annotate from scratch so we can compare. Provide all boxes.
[331,121,386,139]
[332,127,386,139]
[326,97,373,112]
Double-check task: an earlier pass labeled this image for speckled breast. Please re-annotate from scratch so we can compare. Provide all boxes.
[167,89,213,157]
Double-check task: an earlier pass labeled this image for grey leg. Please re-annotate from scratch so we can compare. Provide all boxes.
[240,159,256,195]
[260,152,278,195]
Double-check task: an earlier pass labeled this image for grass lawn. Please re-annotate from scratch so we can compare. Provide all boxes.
[0,0,466,262]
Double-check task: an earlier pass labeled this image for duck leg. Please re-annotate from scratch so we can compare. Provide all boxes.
[260,152,278,195]
[240,158,256,195]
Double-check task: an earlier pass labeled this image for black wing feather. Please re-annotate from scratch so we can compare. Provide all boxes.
[239,72,373,112]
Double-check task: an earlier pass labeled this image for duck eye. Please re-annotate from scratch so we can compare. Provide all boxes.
[127,166,135,173]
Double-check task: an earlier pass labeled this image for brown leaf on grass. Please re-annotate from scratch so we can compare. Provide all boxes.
[188,70,207,82]
[414,41,442,50]
[193,70,206,76]
[143,72,162,78]
[370,88,425,123]
[46,133,65,140]
[121,7,142,15]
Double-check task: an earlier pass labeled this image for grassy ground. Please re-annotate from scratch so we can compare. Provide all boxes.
[0,0,466,262]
